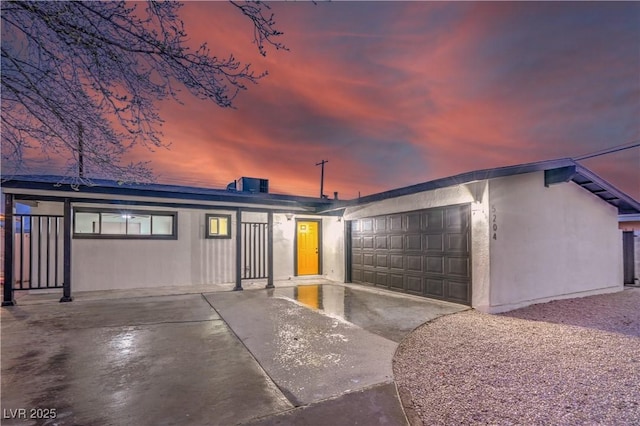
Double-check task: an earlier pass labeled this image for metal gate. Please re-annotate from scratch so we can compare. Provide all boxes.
[623,231,636,285]
[11,214,64,290]
[242,222,268,279]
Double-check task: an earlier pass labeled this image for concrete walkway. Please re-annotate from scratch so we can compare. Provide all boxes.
[1,283,467,425]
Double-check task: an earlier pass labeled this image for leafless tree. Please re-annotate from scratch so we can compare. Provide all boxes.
[1,0,285,183]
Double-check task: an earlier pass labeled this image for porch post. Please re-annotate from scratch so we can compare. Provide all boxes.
[233,209,243,291]
[265,211,274,289]
[60,198,73,302]
[344,220,352,283]
[2,193,16,306]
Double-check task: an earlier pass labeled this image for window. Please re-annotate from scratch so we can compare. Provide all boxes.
[206,214,231,239]
[73,208,177,239]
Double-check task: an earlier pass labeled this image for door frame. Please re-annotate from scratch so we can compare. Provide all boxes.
[294,218,322,276]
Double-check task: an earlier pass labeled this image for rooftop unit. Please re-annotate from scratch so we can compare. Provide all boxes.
[226,177,269,194]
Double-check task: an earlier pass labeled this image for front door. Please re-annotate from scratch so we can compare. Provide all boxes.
[296,220,320,275]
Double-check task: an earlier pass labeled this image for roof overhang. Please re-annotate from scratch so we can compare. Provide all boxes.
[2,158,638,215]
[1,176,334,213]
[334,158,640,214]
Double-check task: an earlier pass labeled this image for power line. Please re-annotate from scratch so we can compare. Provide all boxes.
[573,139,640,161]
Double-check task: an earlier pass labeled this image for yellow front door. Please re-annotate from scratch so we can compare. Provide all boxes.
[297,221,319,275]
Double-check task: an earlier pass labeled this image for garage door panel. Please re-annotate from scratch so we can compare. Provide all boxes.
[363,253,375,266]
[447,257,469,277]
[446,207,463,228]
[390,255,404,269]
[375,236,388,249]
[389,215,403,231]
[447,205,469,229]
[390,274,404,289]
[406,275,422,292]
[424,210,444,230]
[446,280,469,303]
[425,234,444,251]
[352,237,362,249]
[447,233,469,252]
[425,256,444,273]
[406,213,421,231]
[425,278,444,297]
[375,272,388,286]
[406,234,422,251]
[406,255,422,272]
[351,204,471,305]
[390,235,403,250]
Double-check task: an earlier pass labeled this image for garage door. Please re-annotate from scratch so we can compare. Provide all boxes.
[350,204,471,305]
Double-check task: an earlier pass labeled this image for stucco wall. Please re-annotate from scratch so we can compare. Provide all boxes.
[22,201,339,291]
[71,206,236,291]
[486,172,622,312]
[272,214,344,282]
[322,216,345,282]
[273,213,295,280]
[343,182,491,308]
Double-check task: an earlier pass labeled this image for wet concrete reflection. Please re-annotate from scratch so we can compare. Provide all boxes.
[272,284,467,342]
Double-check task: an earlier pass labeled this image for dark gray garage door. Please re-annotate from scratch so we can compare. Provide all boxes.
[350,204,471,305]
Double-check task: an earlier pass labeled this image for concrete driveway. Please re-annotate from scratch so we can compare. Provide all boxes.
[1,283,466,425]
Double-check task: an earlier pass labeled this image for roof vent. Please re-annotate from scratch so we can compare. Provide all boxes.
[237,177,268,193]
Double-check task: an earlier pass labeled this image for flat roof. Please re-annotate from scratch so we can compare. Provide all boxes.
[2,158,639,214]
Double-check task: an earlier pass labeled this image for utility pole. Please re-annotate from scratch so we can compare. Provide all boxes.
[78,123,84,178]
[316,159,328,198]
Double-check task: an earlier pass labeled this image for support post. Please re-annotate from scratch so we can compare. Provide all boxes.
[344,220,352,283]
[233,209,243,291]
[2,193,16,306]
[265,211,274,289]
[60,198,73,302]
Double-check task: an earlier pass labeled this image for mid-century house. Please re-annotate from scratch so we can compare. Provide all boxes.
[2,158,638,313]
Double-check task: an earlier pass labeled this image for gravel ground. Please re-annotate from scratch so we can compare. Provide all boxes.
[393,288,640,425]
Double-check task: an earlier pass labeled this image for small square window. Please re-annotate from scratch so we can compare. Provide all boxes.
[206,214,232,239]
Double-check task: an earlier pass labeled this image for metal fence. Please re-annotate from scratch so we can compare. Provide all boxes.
[241,222,268,279]
[12,214,64,290]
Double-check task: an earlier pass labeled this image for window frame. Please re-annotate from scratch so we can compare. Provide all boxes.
[205,213,232,239]
[73,207,178,240]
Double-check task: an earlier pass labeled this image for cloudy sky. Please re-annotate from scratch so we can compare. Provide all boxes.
[30,1,640,199]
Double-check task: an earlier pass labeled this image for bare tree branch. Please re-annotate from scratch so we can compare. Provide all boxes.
[1,0,286,185]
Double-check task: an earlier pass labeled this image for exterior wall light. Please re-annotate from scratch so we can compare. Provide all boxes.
[285,213,294,221]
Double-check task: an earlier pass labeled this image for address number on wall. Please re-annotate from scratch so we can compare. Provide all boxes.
[491,205,498,240]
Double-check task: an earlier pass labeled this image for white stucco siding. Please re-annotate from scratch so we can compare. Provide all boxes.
[273,213,295,280]
[72,207,236,291]
[343,182,491,309]
[343,185,479,221]
[487,171,622,312]
[271,214,344,281]
[322,217,344,282]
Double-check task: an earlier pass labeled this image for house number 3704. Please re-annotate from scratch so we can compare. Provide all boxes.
[491,205,498,240]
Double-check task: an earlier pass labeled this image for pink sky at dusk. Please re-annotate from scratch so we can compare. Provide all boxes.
[10,1,640,200]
